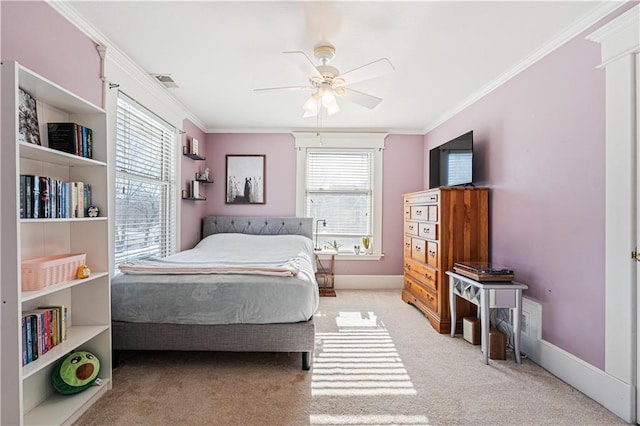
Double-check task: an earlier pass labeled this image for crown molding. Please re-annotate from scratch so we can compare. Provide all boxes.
[586,4,639,67]
[422,1,628,134]
[47,1,207,132]
[205,127,422,135]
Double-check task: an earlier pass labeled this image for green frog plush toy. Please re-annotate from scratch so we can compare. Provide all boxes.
[51,351,100,395]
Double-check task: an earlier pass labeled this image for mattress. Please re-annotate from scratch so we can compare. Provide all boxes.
[111,233,319,325]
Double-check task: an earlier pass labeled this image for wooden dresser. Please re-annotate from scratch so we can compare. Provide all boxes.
[402,187,489,334]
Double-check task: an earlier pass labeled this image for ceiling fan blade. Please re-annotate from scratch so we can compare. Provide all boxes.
[283,50,323,79]
[338,87,383,109]
[336,58,395,85]
[253,85,313,93]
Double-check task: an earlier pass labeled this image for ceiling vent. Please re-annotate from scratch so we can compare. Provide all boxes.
[152,74,179,89]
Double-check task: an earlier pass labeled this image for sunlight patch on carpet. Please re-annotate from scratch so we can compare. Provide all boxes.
[309,414,430,425]
[312,311,417,396]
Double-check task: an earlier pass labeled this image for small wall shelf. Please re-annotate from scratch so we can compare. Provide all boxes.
[182,197,207,201]
[195,179,213,184]
[183,152,205,161]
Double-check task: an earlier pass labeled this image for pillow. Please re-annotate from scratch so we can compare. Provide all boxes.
[51,350,100,395]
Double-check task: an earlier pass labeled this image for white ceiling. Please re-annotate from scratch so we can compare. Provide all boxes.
[64,1,614,134]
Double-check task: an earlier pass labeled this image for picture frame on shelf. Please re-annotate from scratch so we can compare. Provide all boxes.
[225,154,265,204]
[189,137,199,155]
[18,88,41,145]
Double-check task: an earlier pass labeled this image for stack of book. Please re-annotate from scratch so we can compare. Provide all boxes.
[453,261,514,282]
[19,175,91,219]
[21,305,68,366]
[47,122,93,159]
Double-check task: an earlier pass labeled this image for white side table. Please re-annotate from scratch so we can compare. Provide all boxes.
[446,270,528,365]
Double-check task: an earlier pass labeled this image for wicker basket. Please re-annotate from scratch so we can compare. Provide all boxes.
[21,253,87,291]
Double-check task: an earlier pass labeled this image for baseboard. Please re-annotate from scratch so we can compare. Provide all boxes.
[521,334,635,423]
[334,275,403,290]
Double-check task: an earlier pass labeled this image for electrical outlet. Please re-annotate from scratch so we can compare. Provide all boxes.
[521,311,531,336]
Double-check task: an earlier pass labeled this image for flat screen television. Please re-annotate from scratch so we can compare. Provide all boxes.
[429,131,473,188]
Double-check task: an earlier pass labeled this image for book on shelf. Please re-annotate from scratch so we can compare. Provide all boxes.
[19,175,26,218]
[19,175,91,219]
[21,306,68,366]
[47,122,93,158]
[18,88,41,146]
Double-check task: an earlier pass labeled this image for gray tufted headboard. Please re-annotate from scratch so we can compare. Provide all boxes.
[202,216,313,240]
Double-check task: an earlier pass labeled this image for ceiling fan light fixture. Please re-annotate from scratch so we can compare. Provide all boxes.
[321,89,336,107]
[326,102,340,116]
[303,92,320,117]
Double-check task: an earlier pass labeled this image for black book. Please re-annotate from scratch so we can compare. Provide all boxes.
[23,175,33,218]
[47,123,78,155]
[31,175,40,219]
[19,175,26,219]
[86,127,93,159]
[39,177,50,218]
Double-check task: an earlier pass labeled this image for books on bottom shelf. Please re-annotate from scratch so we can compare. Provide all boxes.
[21,305,68,366]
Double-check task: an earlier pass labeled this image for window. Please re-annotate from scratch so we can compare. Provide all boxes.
[295,133,385,258]
[114,92,177,269]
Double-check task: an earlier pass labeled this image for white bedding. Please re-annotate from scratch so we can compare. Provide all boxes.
[111,233,319,325]
[119,233,311,276]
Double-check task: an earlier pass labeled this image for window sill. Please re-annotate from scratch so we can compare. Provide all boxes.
[335,253,384,261]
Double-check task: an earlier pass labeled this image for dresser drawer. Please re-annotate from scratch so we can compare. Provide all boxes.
[410,206,428,220]
[405,221,418,236]
[427,241,438,267]
[404,275,438,313]
[418,223,437,239]
[404,206,411,219]
[428,205,438,222]
[404,235,412,258]
[405,193,436,205]
[411,238,427,263]
[404,257,437,291]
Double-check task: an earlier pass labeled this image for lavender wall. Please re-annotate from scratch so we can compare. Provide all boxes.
[424,23,610,368]
[204,133,424,275]
[1,2,102,108]
[181,120,208,250]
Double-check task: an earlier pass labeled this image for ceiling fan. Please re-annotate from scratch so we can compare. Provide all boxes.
[254,42,395,117]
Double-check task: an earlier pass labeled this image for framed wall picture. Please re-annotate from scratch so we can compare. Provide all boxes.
[225,154,265,204]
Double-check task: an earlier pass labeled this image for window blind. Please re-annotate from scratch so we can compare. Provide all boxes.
[115,93,176,267]
[305,150,373,246]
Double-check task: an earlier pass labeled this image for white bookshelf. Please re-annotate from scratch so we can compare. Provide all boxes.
[1,61,112,425]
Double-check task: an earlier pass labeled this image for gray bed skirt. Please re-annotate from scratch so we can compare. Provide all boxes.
[112,317,315,370]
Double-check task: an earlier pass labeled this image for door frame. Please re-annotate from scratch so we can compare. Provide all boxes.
[587,5,639,423]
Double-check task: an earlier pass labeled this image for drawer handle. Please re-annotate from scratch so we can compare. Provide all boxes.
[423,227,430,233]
[416,209,422,215]
[415,245,422,251]
[428,250,436,257]
[408,225,414,230]
[405,264,411,270]
[405,242,411,248]
[425,274,433,281]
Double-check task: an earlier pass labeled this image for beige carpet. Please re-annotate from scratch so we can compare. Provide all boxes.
[75,290,625,425]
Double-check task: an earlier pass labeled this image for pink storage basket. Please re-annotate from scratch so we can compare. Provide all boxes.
[21,253,86,291]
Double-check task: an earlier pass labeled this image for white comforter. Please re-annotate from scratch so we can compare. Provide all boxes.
[111,233,319,325]
[120,233,314,277]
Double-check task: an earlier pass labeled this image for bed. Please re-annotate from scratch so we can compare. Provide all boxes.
[111,216,318,370]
